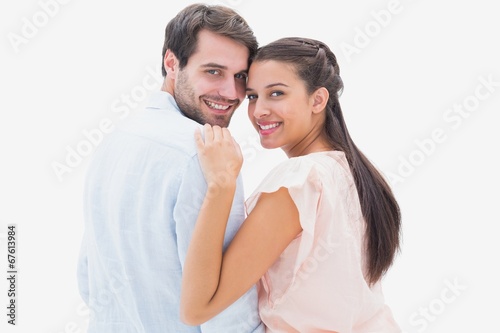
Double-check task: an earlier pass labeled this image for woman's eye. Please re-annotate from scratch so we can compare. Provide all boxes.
[271,91,283,97]
[247,94,257,100]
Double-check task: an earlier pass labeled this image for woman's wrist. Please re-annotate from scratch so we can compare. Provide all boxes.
[206,179,237,193]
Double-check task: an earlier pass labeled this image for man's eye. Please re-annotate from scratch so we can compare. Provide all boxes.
[207,69,220,75]
[235,73,248,80]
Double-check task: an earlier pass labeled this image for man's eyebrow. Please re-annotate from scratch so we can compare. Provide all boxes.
[246,83,289,92]
[200,63,227,69]
[200,63,248,74]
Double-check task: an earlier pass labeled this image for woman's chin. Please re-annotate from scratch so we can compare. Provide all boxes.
[260,140,279,150]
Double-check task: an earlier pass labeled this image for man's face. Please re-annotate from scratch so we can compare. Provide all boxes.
[173,29,250,127]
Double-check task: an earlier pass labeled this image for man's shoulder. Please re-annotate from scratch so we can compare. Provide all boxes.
[115,106,200,157]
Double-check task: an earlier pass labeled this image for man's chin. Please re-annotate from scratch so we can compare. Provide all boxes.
[207,115,231,128]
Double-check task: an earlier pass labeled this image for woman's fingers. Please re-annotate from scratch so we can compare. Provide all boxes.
[212,125,223,142]
[202,125,234,147]
[195,124,226,150]
[194,124,243,184]
[221,127,231,141]
[194,127,204,151]
[203,123,213,143]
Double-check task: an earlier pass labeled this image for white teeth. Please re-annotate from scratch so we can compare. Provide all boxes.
[206,101,230,110]
[259,123,281,130]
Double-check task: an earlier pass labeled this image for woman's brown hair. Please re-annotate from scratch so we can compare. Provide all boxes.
[253,37,401,285]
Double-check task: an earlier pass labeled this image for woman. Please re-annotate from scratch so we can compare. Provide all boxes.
[181,37,402,332]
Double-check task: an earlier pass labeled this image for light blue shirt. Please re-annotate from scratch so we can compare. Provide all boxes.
[77,91,263,333]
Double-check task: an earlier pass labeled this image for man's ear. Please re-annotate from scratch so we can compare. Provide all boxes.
[163,49,179,79]
[311,87,329,114]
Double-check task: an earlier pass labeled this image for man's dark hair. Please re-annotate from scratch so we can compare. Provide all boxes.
[161,4,258,76]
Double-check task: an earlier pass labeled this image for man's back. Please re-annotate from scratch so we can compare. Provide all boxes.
[77,92,262,332]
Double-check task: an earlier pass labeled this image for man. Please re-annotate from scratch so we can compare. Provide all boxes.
[77,4,263,332]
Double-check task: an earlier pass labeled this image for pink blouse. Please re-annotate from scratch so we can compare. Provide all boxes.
[245,151,401,333]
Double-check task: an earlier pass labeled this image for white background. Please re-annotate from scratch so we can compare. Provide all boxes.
[1,0,499,332]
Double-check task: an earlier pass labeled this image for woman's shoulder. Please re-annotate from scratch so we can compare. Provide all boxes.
[272,150,351,180]
[252,150,352,195]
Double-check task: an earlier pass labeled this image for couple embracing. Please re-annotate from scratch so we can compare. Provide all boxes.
[77,3,402,333]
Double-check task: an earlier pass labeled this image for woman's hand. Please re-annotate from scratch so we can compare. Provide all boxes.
[194,124,243,188]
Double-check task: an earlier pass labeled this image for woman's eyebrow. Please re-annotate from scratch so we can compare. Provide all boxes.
[246,82,289,92]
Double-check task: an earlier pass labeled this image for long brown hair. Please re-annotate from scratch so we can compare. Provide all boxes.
[254,37,401,285]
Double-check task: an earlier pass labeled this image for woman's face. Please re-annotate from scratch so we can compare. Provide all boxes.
[246,60,326,156]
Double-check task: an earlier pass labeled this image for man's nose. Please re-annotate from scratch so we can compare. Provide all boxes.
[218,77,241,101]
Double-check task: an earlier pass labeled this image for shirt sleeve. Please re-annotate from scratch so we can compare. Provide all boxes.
[245,157,325,281]
[173,155,264,333]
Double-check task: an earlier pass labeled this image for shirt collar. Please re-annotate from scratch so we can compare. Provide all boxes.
[146,91,204,129]
[147,91,180,113]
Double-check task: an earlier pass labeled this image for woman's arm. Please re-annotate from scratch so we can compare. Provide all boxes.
[180,124,302,325]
